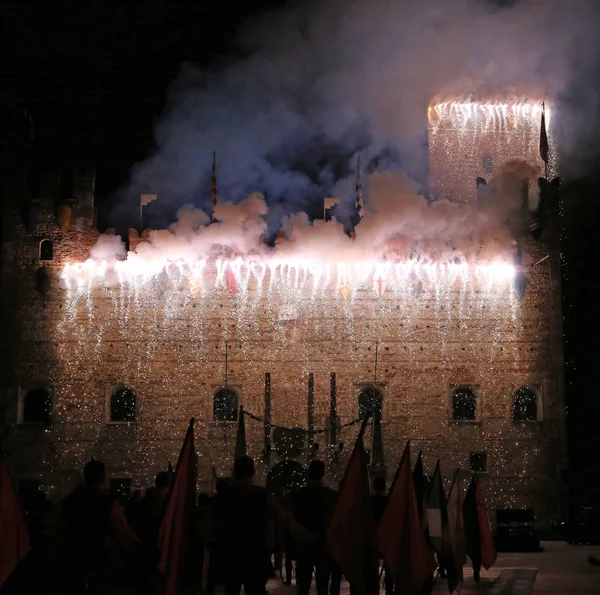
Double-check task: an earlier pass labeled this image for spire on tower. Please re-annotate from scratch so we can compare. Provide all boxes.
[355,154,364,220]
[211,151,218,223]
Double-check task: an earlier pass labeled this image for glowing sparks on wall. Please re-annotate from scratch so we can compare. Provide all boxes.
[60,257,517,300]
[428,99,556,205]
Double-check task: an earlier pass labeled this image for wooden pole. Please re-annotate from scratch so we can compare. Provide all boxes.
[224,341,228,385]
[329,372,337,446]
[264,372,271,454]
[308,372,315,450]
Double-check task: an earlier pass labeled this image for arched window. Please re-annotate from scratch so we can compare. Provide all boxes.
[22,388,52,424]
[110,387,136,422]
[513,387,538,422]
[213,387,238,422]
[39,239,53,261]
[452,387,477,421]
[358,387,383,421]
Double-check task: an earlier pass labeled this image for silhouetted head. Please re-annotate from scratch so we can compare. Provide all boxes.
[373,476,386,495]
[198,492,211,507]
[83,459,106,489]
[307,460,325,482]
[155,471,170,489]
[234,456,256,481]
[215,477,230,493]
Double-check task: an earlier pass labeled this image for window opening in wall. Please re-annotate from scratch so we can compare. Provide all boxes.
[22,388,52,424]
[358,386,383,421]
[39,239,53,261]
[110,387,136,422]
[452,387,477,421]
[470,451,487,473]
[213,387,238,422]
[513,387,538,421]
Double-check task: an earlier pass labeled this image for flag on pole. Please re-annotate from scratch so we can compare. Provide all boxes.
[463,477,496,583]
[355,154,364,219]
[0,455,30,588]
[426,462,458,593]
[327,416,379,595]
[211,151,218,223]
[234,406,247,462]
[539,103,549,164]
[377,442,436,595]
[141,194,158,207]
[446,469,466,587]
[158,418,197,595]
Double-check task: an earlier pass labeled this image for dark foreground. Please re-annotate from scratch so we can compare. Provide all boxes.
[268,542,599,595]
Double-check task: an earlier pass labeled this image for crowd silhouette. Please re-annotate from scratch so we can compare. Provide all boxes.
[1,423,496,595]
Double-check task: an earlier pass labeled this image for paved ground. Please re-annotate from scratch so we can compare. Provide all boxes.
[267,542,600,594]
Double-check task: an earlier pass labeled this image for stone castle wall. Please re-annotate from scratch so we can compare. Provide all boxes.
[0,166,567,530]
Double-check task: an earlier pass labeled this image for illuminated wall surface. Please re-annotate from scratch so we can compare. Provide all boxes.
[0,103,566,528]
[428,101,556,204]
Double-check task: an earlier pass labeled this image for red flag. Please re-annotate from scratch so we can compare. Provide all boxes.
[463,477,496,580]
[326,417,379,595]
[475,480,497,570]
[540,103,549,163]
[377,442,436,595]
[225,269,237,296]
[158,418,197,595]
[0,455,30,588]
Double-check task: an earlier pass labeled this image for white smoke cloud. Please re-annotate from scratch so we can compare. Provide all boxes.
[102,0,599,264]
[89,234,126,261]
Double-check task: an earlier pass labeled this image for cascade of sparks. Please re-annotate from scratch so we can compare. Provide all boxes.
[33,101,556,514]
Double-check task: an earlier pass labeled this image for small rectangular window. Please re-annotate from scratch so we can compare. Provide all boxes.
[470,451,487,473]
[109,478,132,499]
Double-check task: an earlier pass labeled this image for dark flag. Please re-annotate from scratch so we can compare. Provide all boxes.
[377,442,436,595]
[539,103,549,164]
[167,461,174,487]
[0,454,30,588]
[158,418,198,595]
[426,462,458,593]
[446,470,466,588]
[211,151,218,223]
[327,416,379,595]
[413,450,428,530]
[463,477,496,583]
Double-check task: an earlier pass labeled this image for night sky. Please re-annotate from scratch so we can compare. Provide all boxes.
[2,1,600,510]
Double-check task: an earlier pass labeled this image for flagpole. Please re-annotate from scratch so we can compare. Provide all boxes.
[543,103,548,180]
[374,340,379,383]
[224,341,228,386]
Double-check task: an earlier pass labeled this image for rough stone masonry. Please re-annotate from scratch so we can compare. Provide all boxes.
[0,103,567,531]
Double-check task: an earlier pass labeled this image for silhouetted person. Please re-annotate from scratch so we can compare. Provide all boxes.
[371,477,393,595]
[293,460,341,595]
[124,489,142,530]
[215,456,312,595]
[46,459,139,588]
[206,478,230,595]
[137,471,170,545]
